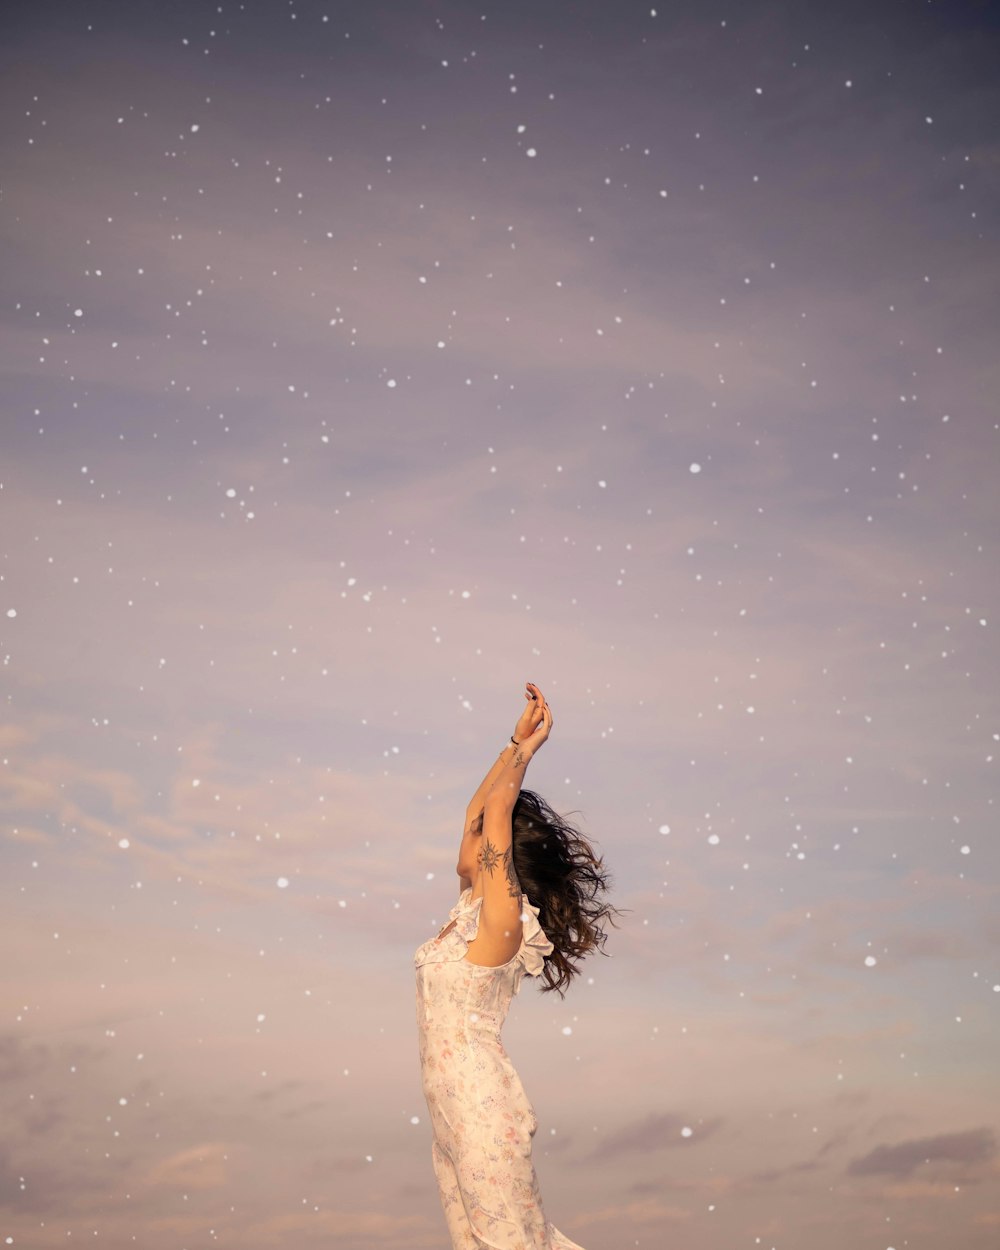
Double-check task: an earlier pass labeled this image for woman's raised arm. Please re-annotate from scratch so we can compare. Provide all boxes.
[475,701,552,948]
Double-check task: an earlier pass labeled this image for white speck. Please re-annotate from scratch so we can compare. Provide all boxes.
[707,834,720,845]
[960,845,971,854]
[226,488,236,497]
[561,1025,572,1035]
[257,1013,266,1022]
[410,1115,420,1124]
[6,608,16,618]
[659,189,668,197]
[461,590,471,599]
[276,877,290,889]
[658,824,671,835]
[864,955,877,967]
[925,116,933,124]
[681,1125,693,1137]
[690,462,701,473]
[118,1096,128,1105]
[190,123,200,133]
[598,479,607,488]
[387,378,397,388]
[74,308,83,317]
[526,147,537,157]
[118,838,130,849]
[192,778,201,787]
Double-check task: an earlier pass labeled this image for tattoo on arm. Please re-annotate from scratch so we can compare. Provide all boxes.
[478,837,501,875]
[503,845,520,900]
[512,748,526,769]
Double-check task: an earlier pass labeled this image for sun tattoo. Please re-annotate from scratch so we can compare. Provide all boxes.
[478,837,502,875]
[503,845,521,900]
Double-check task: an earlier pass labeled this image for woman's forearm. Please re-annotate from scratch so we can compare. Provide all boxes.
[466,739,520,818]
[485,742,532,808]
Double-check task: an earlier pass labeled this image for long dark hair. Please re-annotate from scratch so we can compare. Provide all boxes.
[510,789,625,998]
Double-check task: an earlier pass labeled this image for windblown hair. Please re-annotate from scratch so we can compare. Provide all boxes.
[509,789,625,998]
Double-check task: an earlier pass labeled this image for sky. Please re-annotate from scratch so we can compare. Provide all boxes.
[1,0,999,1247]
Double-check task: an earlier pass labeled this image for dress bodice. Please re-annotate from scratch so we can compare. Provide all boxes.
[414,887,554,1033]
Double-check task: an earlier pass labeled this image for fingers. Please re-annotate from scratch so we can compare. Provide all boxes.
[526,681,546,706]
[525,682,553,733]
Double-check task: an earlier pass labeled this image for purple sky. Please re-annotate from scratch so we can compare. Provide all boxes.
[2,1,999,1247]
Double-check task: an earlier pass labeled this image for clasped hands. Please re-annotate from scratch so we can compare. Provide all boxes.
[512,682,553,757]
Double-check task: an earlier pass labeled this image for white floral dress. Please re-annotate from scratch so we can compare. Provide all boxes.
[414,887,588,1250]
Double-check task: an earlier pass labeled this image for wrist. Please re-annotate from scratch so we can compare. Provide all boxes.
[501,740,533,773]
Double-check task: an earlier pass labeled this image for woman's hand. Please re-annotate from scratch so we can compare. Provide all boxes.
[513,682,546,744]
[519,699,553,759]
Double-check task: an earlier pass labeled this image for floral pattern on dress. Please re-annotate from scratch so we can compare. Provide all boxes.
[414,888,587,1250]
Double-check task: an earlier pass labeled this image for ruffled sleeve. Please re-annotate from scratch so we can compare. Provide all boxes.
[453,893,484,945]
[511,896,555,995]
[447,887,474,922]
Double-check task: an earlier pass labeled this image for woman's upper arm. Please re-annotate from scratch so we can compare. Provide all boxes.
[477,801,523,938]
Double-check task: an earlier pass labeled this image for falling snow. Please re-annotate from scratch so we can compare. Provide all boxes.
[2,2,997,1249]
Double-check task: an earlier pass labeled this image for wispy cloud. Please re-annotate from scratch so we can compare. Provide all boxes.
[589,1110,724,1160]
[847,1128,997,1180]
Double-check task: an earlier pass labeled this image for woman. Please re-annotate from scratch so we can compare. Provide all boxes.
[414,682,620,1249]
